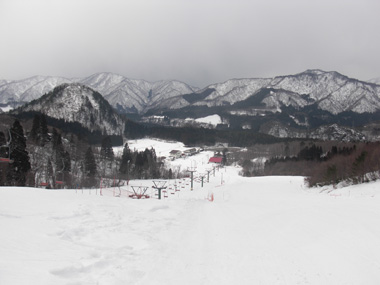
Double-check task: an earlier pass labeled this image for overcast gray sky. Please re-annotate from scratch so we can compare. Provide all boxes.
[1,0,380,87]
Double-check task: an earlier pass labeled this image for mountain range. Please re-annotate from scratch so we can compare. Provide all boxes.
[3,70,380,141]
[152,69,380,115]
[0,73,198,113]
[1,70,380,116]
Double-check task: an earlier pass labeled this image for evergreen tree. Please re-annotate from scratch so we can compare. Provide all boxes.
[40,114,49,145]
[47,158,54,188]
[63,151,71,172]
[0,131,6,146]
[51,128,65,173]
[30,114,41,143]
[0,131,8,185]
[84,147,97,186]
[168,168,173,180]
[7,120,31,186]
[222,148,228,165]
[100,136,114,160]
[134,151,147,179]
[52,128,59,148]
[0,131,7,158]
[119,142,133,176]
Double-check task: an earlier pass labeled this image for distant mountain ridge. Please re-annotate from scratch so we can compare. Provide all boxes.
[0,73,198,113]
[153,70,380,115]
[4,70,380,142]
[1,70,380,116]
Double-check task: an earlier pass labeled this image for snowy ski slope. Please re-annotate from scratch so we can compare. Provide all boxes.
[1,140,380,284]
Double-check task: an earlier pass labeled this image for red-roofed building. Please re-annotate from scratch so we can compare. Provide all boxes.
[209,156,223,164]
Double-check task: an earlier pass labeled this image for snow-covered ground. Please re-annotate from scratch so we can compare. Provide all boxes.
[1,139,380,284]
[0,105,13,113]
[194,114,222,126]
[113,138,191,158]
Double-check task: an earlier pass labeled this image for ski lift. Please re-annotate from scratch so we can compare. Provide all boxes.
[0,130,13,163]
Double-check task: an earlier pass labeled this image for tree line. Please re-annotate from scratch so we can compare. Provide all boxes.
[260,142,380,186]
[0,115,166,188]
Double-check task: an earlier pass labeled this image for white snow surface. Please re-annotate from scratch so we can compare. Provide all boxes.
[194,114,222,126]
[1,142,380,284]
[114,138,190,158]
[0,105,13,113]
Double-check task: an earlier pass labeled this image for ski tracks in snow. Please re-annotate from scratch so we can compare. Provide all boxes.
[47,198,186,284]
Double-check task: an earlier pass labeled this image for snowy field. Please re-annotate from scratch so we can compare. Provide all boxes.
[113,138,191,157]
[1,140,380,284]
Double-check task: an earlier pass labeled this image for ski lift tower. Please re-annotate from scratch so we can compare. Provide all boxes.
[205,168,213,183]
[152,180,167,200]
[186,167,197,191]
[198,173,206,188]
[129,185,150,199]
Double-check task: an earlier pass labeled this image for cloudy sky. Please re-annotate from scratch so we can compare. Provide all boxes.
[1,0,380,87]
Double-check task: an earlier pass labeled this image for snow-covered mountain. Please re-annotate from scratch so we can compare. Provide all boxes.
[158,70,380,115]
[0,76,72,105]
[12,83,124,135]
[80,73,198,113]
[2,69,380,119]
[1,70,380,115]
[0,73,198,114]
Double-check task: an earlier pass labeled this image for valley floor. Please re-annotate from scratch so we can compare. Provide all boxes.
[1,165,380,284]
